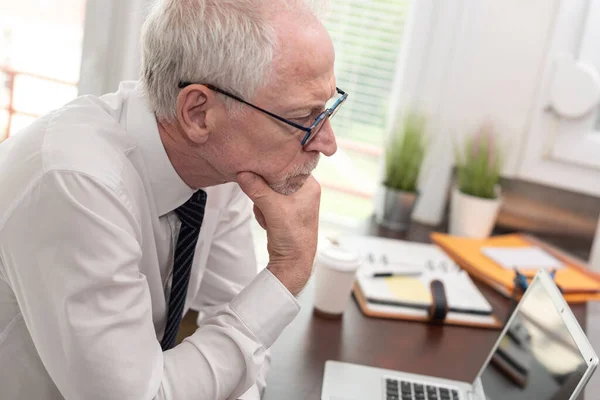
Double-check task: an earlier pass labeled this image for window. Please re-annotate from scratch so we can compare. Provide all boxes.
[519,0,600,196]
[0,0,86,141]
[313,0,413,232]
[541,0,600,171]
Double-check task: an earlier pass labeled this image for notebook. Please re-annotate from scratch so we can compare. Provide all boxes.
[336,235,500,328]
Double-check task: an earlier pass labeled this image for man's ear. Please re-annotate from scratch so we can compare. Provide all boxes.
[176,85,216,145]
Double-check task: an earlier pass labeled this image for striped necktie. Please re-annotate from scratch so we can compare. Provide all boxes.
[161,190,207,350]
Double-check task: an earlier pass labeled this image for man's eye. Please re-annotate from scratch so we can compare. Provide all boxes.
[293,116,312,124]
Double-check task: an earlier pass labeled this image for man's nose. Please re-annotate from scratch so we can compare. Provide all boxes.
[304,120,337,156]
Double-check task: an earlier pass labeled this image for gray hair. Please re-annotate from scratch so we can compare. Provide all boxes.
[141,0,323,122]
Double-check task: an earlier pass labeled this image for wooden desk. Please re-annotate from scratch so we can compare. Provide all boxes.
[262,221,587,400]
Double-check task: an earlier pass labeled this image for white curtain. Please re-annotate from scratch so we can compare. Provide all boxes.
[78,0,153,96]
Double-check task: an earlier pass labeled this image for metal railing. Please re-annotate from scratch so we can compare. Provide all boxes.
[0,66,381,199]
[1,66,78,138]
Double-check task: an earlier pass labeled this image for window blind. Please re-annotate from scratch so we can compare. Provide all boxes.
[323,0,412,147]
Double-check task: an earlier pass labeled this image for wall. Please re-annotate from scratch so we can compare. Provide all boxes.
[395,0,562,225]
[446,1,558,176]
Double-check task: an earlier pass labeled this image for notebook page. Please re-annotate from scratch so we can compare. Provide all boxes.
[337,235,451,273]
[356,273,431,307]
[425,269,493,313]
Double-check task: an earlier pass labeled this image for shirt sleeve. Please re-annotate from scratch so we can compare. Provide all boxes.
[0,171,299,400]
[191,183,271,399]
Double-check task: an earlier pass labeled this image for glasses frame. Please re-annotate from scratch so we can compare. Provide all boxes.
[178,82,348,146]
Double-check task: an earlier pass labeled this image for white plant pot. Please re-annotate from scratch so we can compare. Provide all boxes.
[449,187,502,239]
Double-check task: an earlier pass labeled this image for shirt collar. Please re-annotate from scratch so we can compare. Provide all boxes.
[126,82,195,216]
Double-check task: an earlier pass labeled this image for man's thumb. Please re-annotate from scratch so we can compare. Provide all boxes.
[237,172,270,202]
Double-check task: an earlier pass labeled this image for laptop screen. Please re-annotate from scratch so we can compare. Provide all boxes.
[479,279,588,400]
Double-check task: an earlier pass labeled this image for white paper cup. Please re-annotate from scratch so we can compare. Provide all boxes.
[313,246,361,318]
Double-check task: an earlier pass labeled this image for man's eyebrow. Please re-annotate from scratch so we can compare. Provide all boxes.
[283,89,336,114]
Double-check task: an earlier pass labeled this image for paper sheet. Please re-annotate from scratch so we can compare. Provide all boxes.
[482,246,564,270]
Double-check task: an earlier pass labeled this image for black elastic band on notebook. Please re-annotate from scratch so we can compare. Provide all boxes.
[429,279,448,322]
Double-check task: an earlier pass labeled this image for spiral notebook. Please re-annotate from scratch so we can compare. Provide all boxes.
[336,235,501,329]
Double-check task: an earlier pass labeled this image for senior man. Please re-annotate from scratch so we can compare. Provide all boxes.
[0,0,346,399]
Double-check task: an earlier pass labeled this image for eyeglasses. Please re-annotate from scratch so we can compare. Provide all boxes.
[178,82,348,146]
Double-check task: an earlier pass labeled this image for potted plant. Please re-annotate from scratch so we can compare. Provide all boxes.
[450,123,504,238]
[374,112,427,231]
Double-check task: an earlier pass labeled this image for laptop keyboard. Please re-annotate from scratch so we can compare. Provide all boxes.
[384,378,461,400]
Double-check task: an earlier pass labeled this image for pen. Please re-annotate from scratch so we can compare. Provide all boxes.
[372,271,422,278]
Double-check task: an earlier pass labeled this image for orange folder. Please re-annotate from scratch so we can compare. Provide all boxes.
[431,233,600,303]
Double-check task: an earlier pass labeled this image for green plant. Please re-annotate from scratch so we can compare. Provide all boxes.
[383,113,427,192]
[455,124,503,199]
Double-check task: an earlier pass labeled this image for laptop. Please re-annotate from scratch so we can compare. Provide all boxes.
[321,269,598,400]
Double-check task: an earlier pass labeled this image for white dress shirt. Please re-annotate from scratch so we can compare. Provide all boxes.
[0,81,300,400]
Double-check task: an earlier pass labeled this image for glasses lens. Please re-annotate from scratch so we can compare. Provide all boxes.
[325,94,339,110]
[302,115,327,146]
[329,94,347,120]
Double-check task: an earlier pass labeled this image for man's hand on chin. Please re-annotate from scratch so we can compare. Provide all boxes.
[237,171,320,296]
